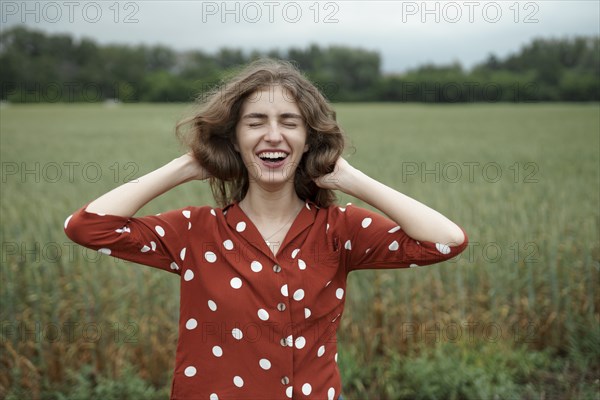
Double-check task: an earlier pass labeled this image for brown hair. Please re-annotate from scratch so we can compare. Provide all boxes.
[176,58,346,208]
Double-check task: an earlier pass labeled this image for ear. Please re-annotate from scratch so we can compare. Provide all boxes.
[303,144,309,153]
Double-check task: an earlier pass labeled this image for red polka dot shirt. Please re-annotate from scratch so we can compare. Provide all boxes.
[64,199,469,399]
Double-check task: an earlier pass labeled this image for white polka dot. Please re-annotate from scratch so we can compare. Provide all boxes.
[389,241,399,251]
[436,242,451,254]
[210,209,216,216]
[298,259,306,270]
[326,223,330,232]
[140,245,150,253]
[325,280,331,287]
[236,221,246,232]
[64,215,73,229]
[318,345,325,357]
[185,318,197,330]
[230,277,242,289]
[328,387,335,400]
[98,248,111,255]
[233,376,244,387]
[251,260,263,272]
[204,251,217,263]
[281,284,288,297]
[212,346,223,357]
[184,366,196,377]
[388,225,401,233]
[155,225,165,237]
[258,309,269,321]
[232,328,243,340]
[339,207,346,212]
[335,353,338,362]
[180,248,186,261]
[295,336,306,349]
[208,300,217,311]
[223,239,234,250]
[366,248,371,253]
[259,358,271,370]
[183,269,194,281]
[291,248,300,258]
[304,308,311,318]
[285,335,294,347]
[306,202,311,210]
[410,263,419,268]
[293,289,305,301]
[361,217,372,228]
[150,241,156,251]
[187,221,192,230]
[344,240,352,250]
[335,288,344,299]
[182,210,191,218]
[210,393,219,400]
[170,262,179,270]
[286,386,293,398]
[302,383,312,395]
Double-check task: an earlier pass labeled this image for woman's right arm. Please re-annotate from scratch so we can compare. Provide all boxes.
[85,153,209,217]
[63,154,209,274]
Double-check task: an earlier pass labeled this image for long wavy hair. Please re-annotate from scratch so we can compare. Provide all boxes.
[176,58,347,208]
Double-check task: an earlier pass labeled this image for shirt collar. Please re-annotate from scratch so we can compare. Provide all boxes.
[223,198,318,260]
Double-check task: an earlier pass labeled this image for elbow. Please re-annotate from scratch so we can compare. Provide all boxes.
[63,212,87,246]
[450,226,468,247]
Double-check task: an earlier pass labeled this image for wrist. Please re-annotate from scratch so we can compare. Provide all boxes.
[337,164,367,196]
[168,155,200,184]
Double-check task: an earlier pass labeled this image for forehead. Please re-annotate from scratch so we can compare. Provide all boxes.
[240,85,301,115]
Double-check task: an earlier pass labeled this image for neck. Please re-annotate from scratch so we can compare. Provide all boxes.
[239,186,304,223]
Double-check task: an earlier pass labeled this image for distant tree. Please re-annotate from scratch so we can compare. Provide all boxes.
[0,27,597,102]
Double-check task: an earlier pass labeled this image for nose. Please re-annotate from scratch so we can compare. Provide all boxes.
[264,121,283,143]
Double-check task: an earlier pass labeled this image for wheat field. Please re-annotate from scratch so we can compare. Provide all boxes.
[1,102,598,399]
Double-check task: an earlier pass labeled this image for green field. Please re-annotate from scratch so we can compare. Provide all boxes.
[1,103,599,399]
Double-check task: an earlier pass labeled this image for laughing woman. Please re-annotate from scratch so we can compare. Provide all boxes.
[64,59,468,400]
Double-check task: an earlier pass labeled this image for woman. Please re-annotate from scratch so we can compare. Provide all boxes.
[64,59,468,400]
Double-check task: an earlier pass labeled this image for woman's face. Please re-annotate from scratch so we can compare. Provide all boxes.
[235,85,309,188]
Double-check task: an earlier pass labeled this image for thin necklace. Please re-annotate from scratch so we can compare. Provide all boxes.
[241,201,304,246]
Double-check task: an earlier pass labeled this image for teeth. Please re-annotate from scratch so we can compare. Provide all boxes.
[258,151,287,159]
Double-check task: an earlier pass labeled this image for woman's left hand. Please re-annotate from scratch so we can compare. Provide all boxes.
[313,157,357,191]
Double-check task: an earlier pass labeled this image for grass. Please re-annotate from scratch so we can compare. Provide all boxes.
[1,102,598,399]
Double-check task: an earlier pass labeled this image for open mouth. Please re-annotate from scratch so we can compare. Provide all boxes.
[257,151,289,165]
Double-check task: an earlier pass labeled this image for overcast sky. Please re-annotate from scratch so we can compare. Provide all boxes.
[2,1,599,73]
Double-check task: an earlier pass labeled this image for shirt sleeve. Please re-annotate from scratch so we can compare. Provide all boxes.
[63,204,192,275]
[334,204,469,273]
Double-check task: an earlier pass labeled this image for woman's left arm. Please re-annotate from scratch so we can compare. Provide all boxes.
[316,158,465,247]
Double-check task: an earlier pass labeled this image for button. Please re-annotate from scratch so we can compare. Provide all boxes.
[281,376,290,385]
[277,303,286,311]
[280,338,287,347]
[273,264,282,273]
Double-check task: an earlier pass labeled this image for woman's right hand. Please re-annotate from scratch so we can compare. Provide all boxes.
[84,153,211,217]
[176,152,212,182]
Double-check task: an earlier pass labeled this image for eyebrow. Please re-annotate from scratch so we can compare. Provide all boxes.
[241,113,303,120]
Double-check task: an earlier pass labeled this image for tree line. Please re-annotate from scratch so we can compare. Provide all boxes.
[1,26,598,103]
